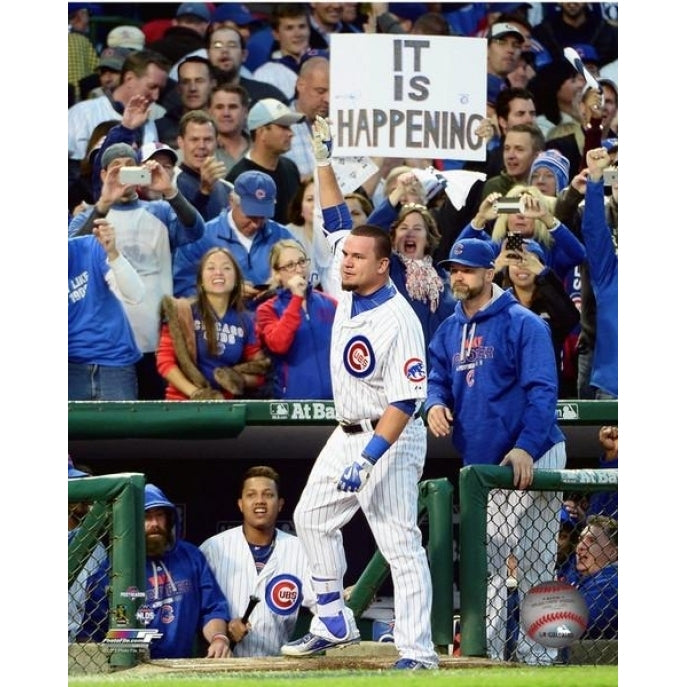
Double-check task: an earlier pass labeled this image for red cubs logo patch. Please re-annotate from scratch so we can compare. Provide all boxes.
[404,357,426,382]
[160,604,175,624]
[343,336,375,378]
[265,575,303,616]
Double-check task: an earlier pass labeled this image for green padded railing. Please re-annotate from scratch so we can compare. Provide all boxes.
[68,399,618,439]
[69,473,146,668]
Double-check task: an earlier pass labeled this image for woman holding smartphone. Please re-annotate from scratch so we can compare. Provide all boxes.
[458,186,586,281]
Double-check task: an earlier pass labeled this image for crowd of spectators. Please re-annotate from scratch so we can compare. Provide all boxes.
[68,2,617,405]
[68,2,619,663]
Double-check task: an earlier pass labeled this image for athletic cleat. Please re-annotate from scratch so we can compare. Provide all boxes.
[393,658,429,670]
[281,631,361,657]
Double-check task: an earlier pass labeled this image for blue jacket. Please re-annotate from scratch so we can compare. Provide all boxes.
[561,563,618,640]
[143,484,229,659]
[172,209,297,297]
[581,180,618,397]
[426,286,565,465]
[578,564,618,639]
[255,285,337,399]
[68,235,141,365]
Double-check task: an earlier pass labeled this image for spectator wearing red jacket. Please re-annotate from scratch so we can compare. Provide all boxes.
[256,239,337,399]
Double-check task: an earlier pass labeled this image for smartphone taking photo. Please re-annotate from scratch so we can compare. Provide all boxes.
[494,197,524,214]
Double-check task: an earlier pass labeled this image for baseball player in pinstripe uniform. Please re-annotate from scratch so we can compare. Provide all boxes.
[280,220,439,670]
[200,466,316,657]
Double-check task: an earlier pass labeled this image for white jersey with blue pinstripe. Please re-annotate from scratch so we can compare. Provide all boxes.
[200,527,315,657]
[331,282,427,424]
[292,281,439,666]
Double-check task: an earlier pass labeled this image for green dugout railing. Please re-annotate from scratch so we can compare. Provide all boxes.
[68,399,618,439]
[69,473,146,668]
[459,465,618,658]
[347,478,455,649]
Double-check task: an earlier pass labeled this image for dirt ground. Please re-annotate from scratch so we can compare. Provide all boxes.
[129,653,503,674]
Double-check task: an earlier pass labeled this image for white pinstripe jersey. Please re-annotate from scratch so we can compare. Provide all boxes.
[331,283,427,423]
[200,527,315,657]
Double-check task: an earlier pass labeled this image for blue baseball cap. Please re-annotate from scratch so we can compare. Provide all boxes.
[439,238,496,269]
[533,47,553,70]
[522,239,545,263]
[571,43,600,65]
[601,137,618,153]
[176,3,211,22]
[211,3,256,25]
[560,506,579,525]
[234,170,277,218]
[388,3,428,22]
[68,455,89,479]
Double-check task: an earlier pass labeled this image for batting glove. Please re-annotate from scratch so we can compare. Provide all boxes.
[312,115,333,166]
[337,457,374,492]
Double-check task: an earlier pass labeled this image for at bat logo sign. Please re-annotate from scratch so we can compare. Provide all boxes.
[404,357,426,383]
[265,574,303,616]
[343,336,375,378]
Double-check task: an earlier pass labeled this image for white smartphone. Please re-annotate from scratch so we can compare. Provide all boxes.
[119,166,151,186]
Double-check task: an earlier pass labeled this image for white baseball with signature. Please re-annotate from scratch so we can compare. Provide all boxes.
[521,581,589,648]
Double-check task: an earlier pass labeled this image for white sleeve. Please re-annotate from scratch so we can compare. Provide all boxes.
[104,254,145,305]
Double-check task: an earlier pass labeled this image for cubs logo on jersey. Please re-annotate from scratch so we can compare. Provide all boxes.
[343,335,376,378]
[404,357,426,383]
[265,574,303,616]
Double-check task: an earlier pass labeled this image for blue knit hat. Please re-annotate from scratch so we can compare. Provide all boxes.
[528,149,570,193]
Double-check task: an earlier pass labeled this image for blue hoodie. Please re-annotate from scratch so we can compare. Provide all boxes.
[426,286,565,465]
[143,484,229,659]
[581,180,618,398]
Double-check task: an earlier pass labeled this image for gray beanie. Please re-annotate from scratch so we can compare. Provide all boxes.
[101,142,138,169]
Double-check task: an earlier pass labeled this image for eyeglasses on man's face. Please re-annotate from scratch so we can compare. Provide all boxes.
[210,41,241,50]
[277,257,310,272]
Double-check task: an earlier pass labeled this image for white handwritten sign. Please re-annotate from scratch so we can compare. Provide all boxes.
[330,33,487,160]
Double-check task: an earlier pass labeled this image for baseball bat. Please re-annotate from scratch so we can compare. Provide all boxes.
[504,554,519,662]
[229,594,260,649]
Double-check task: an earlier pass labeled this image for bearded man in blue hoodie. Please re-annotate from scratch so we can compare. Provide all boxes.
[425,238,566,665]
[142,483,231,659]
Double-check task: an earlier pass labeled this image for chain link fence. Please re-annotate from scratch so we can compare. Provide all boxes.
[68,473,147,675]
[460,465,618,666]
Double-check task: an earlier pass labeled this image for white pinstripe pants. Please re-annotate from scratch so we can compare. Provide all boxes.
[294,420,438,665]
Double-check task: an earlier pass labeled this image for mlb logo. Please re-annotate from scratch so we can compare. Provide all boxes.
[270,402,289,418]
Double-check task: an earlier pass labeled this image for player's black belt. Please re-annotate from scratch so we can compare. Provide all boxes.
[339,410,422,435]
[340,418,380,434]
